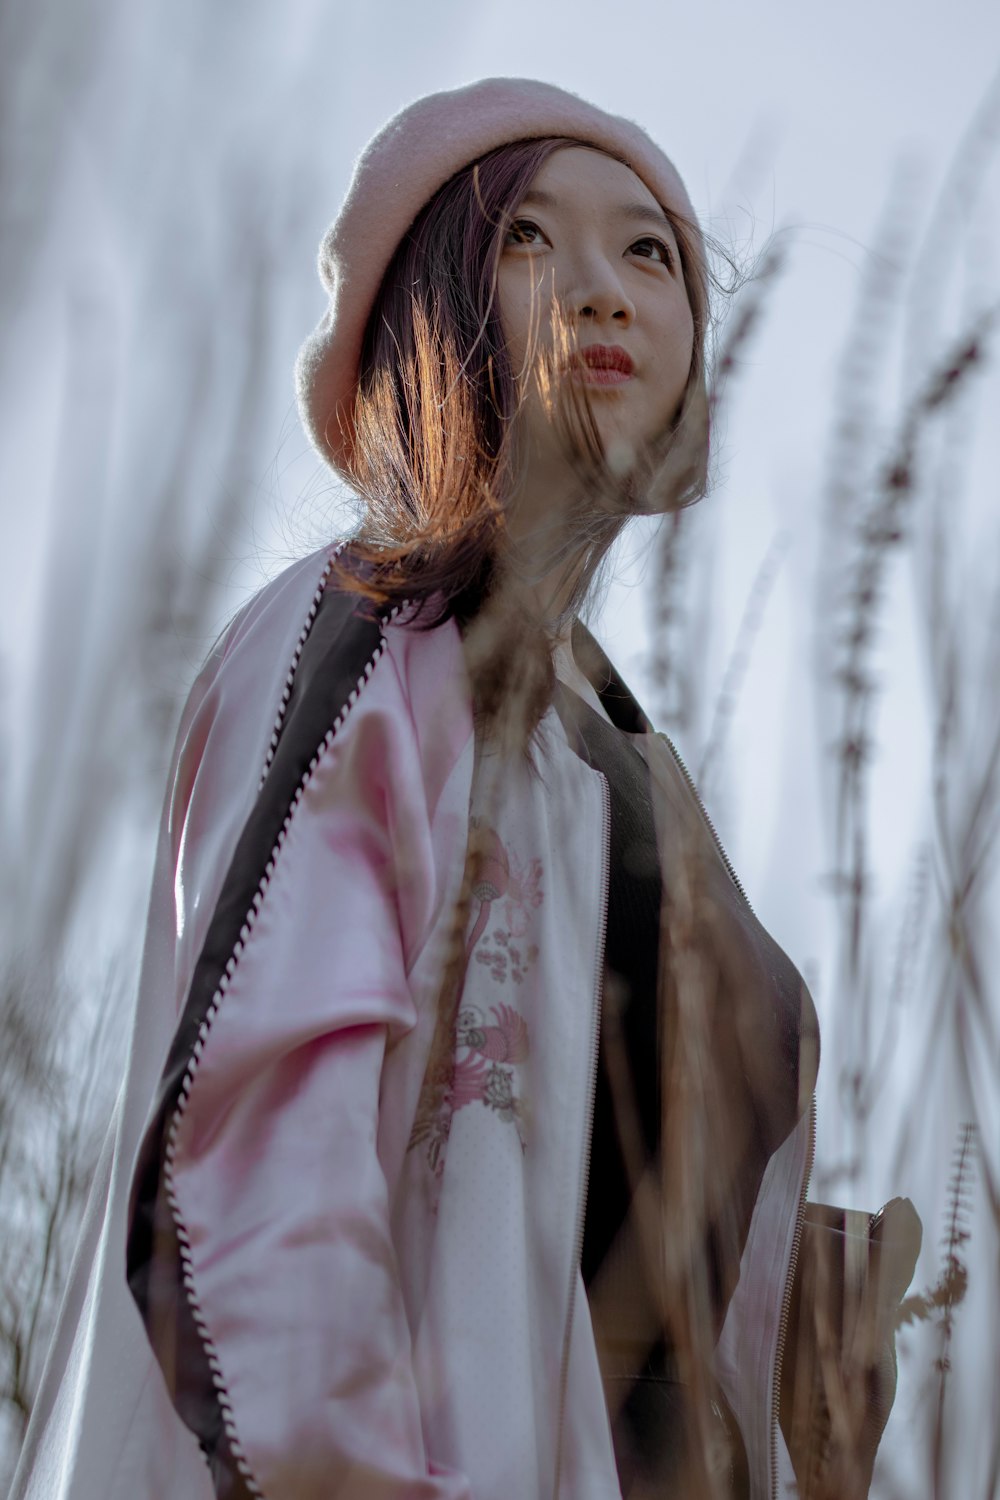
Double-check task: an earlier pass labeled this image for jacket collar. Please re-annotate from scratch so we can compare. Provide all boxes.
[571,620,653,736]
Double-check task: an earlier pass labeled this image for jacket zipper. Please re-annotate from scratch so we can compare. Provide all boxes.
[769,1100,817,1500]
[552,769,611,1499]
[655,731,755,917]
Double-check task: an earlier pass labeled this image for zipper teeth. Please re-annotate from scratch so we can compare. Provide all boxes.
[769,1099,817,1500]
[553,769,611,1500]
[656,731,755,916]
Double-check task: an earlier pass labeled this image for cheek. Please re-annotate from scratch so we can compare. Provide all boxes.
[643,311,696,434]
[496,273,534,368]
[497,263,561,373]
[668,297,695,365]
[659,303,695,395]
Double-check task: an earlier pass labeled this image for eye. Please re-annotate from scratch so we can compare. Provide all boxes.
[504,218,547,247]
[628,235,675,269]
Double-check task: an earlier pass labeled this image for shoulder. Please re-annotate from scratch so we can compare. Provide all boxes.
[165,545,343,859]
[161,544,474,1007]
[243,548,473,805]
[212,543,343,697]
[212,545,472,767]
[171,545,474,874]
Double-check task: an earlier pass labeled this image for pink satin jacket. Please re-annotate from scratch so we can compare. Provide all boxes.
[12,543,814,1500]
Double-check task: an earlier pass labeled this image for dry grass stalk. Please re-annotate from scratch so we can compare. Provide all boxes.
[0,964,116,1485]
[832,310,997,984]
[696,532,786,798]
[1,21,998,1498]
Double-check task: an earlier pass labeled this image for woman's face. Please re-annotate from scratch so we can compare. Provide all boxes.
[496,145,695,481]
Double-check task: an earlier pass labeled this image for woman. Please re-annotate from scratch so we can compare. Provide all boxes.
[12,77,916,1500]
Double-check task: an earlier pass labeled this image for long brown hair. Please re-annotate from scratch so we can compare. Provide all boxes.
[338,135,713,747]
[343,135,710,599]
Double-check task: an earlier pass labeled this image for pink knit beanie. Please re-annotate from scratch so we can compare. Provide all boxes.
[296,76,701,477]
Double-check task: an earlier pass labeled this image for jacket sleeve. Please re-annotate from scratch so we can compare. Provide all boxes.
[778,1198,922,1500]
[127,607,473,1500]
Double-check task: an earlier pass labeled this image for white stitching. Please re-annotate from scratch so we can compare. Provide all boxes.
[162,600,405,1497]
[256,544,345,792]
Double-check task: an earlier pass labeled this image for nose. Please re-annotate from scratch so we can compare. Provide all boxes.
[570,254,635,328]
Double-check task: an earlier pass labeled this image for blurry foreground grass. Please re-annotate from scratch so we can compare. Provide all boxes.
[1,126,999,1500]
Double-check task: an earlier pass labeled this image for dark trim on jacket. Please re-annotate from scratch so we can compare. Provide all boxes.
[127,579,385,1494]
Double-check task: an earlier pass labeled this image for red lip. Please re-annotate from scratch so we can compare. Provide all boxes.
[574,344,634,375]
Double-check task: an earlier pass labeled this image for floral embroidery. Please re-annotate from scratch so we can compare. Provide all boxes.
[473,935,539,985]
[465,821,543,955]
[457,1000,529,1061]
[446,1003,530,1149]
[408,823,541,1176]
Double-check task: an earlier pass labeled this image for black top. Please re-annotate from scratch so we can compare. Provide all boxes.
[553,684,662,1288]
[554,671,750,1497]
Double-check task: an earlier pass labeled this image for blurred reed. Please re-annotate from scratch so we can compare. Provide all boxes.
[626,124,999,1496]
[0,11,998,1498]
[0,14,308,1483]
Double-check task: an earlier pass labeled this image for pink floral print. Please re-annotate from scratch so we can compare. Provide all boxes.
[408,823,542,1175]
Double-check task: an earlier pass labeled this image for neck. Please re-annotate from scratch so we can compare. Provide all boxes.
[501,549,584,650]
[502,472,594,636]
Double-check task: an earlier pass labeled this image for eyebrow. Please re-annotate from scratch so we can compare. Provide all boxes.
[518,187,676,235]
